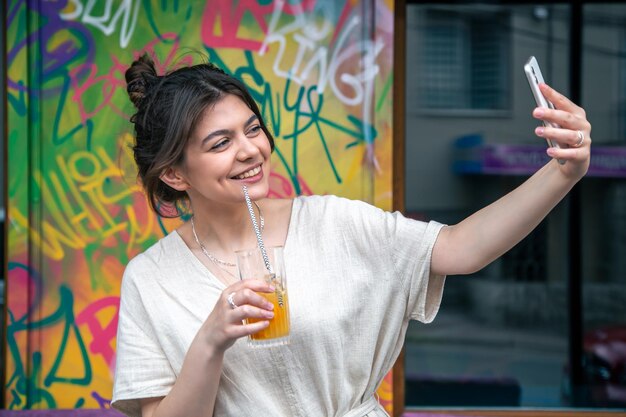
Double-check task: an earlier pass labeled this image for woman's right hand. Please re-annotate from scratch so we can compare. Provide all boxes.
[138,280,274,417]
[201,280,275,353]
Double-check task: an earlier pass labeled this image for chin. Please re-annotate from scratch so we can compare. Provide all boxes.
[238,182,269,200]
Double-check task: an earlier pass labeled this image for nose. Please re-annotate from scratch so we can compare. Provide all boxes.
[235,136,261,161]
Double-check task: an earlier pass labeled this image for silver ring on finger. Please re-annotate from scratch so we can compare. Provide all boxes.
[573,130,585,147]
[227,292,238,309]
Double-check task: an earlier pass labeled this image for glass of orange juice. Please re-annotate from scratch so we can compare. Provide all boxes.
[235,246,290,347]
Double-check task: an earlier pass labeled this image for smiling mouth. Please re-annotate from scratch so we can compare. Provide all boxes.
[233,166,261,179]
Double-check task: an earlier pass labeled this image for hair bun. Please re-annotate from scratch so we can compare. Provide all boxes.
[126,53,158,108]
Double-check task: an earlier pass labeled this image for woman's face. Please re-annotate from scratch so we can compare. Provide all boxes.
[178,94,272,206]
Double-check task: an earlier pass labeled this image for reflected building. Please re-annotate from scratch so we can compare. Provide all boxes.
[404,3,626,409]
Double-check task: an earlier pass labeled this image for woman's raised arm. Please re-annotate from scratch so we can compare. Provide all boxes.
[431,83,591,276]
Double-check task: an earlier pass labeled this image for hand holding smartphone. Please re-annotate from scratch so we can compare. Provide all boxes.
[524,56,565,164]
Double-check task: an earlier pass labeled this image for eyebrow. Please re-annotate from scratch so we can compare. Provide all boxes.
[201,114,259,146]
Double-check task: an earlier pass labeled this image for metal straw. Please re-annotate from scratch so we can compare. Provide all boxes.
[242,185,274,275]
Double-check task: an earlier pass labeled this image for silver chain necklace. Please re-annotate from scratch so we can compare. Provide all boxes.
[190,202,264,267]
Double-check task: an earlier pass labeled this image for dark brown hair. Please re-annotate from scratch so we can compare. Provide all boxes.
[125,53,275,217]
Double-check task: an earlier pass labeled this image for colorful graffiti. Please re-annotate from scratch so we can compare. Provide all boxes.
[5,0,395,411]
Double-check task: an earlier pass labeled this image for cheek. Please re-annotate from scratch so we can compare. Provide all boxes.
[195,156,228,180]
[257,137,272,159]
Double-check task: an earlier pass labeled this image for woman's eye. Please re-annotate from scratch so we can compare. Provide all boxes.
[248,125,262,136]
[211,139,230,150]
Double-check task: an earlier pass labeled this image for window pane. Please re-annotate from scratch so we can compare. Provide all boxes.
[406,2,626,410]
[578,3,626,408]
[405,3,573,408]
[414,7,511,111]
[470,14,511,109]
[418,10,467,108]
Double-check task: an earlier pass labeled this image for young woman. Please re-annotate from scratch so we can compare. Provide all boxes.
[112,54,591,417]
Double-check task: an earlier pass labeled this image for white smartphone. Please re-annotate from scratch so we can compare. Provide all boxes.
[524,56,565,164]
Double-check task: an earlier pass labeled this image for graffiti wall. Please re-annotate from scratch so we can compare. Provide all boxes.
[5,0,395,411]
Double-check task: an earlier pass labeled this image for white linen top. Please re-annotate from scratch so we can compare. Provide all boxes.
[112,195,446,417]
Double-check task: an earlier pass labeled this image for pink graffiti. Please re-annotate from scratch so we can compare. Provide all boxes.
[70,33,193,124]
[7,261,44,321]
[69,58,128,124]
[131,34,195,75]
[75,296,120,368]
[331,0,356,45]
[201,0,316,50]
[268,171,314,198]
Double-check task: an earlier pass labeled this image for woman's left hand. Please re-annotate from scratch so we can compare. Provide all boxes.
[533,83,591,181]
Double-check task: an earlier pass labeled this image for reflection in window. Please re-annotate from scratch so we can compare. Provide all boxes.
[406,2,624,412]
[623,29,626,140]
[502,222,547,283]
[416,8,511,110]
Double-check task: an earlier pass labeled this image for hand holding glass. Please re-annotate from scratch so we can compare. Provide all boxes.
[235,246,290,347]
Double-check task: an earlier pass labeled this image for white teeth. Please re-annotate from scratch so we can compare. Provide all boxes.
[235,166,261,179]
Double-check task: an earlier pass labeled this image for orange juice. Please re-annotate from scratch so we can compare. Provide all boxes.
[248,286,290,341]
[236,247,290,347]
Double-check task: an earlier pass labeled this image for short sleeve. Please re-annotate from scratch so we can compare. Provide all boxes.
[318,196,446,324]
[111,257,176,417]
[384,211,446,323]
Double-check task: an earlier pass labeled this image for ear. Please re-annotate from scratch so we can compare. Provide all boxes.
[160,167,190,192]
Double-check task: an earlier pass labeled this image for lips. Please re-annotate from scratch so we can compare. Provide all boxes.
[233,165,261,179]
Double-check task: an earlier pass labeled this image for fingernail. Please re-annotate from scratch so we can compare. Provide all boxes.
[269,285,275,292]
[535,127,544,135]
[267,302,274,310]
[266,311,274,318]
[534,109,544,117]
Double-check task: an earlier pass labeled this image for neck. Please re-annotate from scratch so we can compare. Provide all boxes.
[190,200,263,254]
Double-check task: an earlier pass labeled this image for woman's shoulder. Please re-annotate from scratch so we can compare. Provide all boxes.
[283,195,386,232]
[260,195,387,232]
[295,194,382,215]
